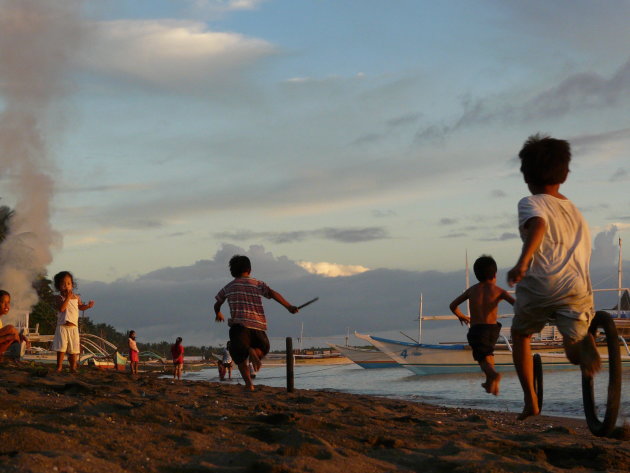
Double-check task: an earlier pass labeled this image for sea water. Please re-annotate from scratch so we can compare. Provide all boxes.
[185,363,630,423]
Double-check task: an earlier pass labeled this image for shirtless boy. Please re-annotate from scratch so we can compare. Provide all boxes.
[449,255,515,395]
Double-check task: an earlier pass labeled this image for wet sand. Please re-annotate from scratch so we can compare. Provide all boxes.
[0,363,628,473]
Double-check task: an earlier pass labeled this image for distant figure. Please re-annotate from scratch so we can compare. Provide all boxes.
[449,255,515,396]
[507,134,600,420]
[248,360,257,379]
[53,271,95,373]
[214,255,299,391]
[128,330,139,375]
[0,290,28,357]
[219,341,233,381]
[171,337,184,380]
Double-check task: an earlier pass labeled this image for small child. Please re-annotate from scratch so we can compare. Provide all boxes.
[449,255,515,395]
[507,134,600,420]
[0,290,28,357]
[53,271,95,373]
[128,330,139,375]
[219,341,233,381]
[171,337,184,380]
[214,254,298,391]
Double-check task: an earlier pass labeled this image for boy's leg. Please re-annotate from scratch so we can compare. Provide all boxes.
[512,332,539,419]
[0,327,20,354]
[236,360,254,391]
[68,354,78,373]
[479,355,501,395]
[56,351,65,372]
[248,348,263,372]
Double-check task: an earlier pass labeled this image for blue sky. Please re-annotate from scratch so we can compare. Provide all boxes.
[1,0,629,344]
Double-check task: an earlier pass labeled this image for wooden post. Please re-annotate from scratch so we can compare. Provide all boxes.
[286,337,294,392]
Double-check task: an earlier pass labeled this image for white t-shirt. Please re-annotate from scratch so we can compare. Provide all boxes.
[514,194,593,317]
[58,298,80,325]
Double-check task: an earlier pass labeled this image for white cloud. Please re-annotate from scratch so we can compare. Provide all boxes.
[190,0,266,14]
[297,261,370,278]
[79,20,276,89]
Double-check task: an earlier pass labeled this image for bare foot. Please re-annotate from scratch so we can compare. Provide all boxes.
[517,400,540,421]
[244,384,255,392]
[249,349,262,372]
[580,334,602,378]
[481,381,490,393]
[488,373,502,396]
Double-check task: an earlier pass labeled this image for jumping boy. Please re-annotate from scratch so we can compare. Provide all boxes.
[507,134,600,420]
[449,255,515,396]
[214,255,298,391]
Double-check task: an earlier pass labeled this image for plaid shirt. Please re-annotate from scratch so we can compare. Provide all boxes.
[215,277,272,331]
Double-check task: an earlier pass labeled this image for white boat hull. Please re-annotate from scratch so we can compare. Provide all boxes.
[328,343,398,369]
[359,334,630,376]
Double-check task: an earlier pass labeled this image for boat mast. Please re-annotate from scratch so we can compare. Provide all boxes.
[618,237,623,316]
[465,250,470,317]
[418,293,423,344]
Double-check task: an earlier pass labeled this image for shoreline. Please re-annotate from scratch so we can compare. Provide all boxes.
[1,363,628,473]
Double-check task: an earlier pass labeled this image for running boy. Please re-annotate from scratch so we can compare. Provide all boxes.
[507,134,600,420]
[214,255,298,391]
[449,255,515,395]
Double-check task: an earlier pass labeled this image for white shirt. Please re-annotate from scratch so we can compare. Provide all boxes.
[515,194,593,316]
[58,298,80,325]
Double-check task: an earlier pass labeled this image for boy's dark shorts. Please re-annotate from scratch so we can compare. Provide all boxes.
[467,322,502,362]
[228,324,270,364]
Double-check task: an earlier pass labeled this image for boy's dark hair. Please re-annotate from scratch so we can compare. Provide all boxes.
[53,271,76,291]
[519,134,571,186]
[473,255,497,282]
[175,337,182,344]
[129,330,135,337]
[0,290,9,299]
[229,255,251,277]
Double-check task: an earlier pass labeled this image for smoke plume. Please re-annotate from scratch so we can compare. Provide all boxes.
[0,1,84,319]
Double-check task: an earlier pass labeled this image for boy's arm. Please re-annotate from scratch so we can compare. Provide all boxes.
[507,216,546,287]
[449,290,471,326]
[501,289,515,306]
[213,300,225,322]
[270,290,299,314]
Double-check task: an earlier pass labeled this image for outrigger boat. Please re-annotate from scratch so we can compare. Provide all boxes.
[358,288,630,376]
[9,312,128,370]
[358,239,630,376]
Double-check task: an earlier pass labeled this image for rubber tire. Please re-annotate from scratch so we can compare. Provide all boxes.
[582,311,622,437]
[533,353,543,412]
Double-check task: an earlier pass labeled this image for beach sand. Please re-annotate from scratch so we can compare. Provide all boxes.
[0,363,628,473]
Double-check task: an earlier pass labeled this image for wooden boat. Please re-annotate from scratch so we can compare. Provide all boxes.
[327,343,398,369]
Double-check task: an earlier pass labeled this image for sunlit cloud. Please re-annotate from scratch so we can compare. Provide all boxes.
[214,227,389,244]
[78,20,275,89]
[297,261,370,278]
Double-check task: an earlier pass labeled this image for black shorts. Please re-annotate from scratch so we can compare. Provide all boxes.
[467,322,502,362]
[228,324,270,364]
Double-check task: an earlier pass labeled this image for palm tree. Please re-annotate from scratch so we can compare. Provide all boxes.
[0,205,14,243]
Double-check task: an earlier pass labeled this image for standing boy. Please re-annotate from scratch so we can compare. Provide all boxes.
[507,134,600,420]
[449,255,515,396]
[214,255,298,391]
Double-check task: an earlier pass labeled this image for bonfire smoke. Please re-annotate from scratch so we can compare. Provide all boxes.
[0,1,84,316]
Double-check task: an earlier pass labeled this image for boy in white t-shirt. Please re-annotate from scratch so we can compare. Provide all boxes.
[507,134,600,420]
